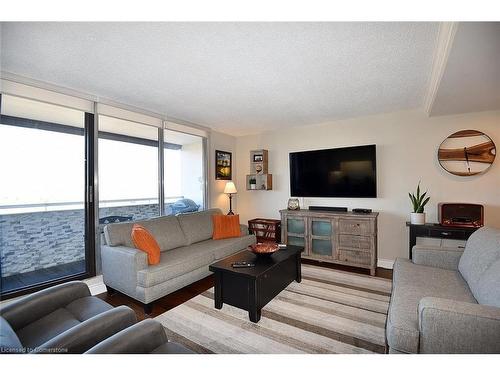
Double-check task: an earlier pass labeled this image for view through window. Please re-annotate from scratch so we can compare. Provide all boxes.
[0,95,88,293]
[0,95,208,296]
[164,129,205,215]
[98,115,159,226]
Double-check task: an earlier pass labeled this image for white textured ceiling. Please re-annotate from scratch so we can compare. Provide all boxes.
[0,22,439,135]
[430,22,500,116]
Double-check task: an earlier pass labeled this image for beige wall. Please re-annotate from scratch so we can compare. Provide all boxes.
[234,109,500,264]
[209,130,237,214]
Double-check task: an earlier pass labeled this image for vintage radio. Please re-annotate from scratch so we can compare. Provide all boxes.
[438,203,484,228]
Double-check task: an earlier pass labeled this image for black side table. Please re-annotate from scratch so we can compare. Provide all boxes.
[406,222,479,259]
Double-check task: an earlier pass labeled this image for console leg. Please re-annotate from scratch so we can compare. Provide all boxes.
[370,268,376,276]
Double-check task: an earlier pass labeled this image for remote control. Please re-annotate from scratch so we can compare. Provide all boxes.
[232,262,255,268]
[277,243,287,248]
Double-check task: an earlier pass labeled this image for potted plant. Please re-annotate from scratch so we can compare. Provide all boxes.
[249,177,257,190]
[409,182,430,225]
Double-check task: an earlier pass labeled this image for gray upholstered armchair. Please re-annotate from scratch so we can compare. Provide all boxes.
[0,281,137,354]
[86,319,193,354]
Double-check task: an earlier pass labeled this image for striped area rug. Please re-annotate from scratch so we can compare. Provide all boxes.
[154,264,392,354]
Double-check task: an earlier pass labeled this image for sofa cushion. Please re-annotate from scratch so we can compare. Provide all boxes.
[0,316,23,353]
[65,296,114,322]
[104,221,136,248]
[387,258,476,353]
[137,245,215,288]
[208,235,256,260]
[104,216,188,251]
[474,258,500,308]
[16,308,81,349]
[142,216,189,251]
[458,227,500,300]
[177,208,222,245]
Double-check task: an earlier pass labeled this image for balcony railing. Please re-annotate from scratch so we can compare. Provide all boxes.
[0,196,184,215]
[0,197,197,281]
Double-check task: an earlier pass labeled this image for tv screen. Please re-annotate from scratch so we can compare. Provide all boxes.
[289,145,377,198]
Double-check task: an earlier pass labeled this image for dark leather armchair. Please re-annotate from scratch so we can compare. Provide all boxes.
[0,281,137,354]
[86,319,193,354]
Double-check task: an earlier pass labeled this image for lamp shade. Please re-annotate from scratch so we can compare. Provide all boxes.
[224,181,237,194]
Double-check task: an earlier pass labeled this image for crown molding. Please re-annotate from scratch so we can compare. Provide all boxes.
[423,22,459,116]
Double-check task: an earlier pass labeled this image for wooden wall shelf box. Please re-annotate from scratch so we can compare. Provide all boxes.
[280,209,378,275]
[246,149,272,190]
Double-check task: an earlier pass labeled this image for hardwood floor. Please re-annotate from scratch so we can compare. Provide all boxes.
[97,260,393,322]
[301,258,394,279]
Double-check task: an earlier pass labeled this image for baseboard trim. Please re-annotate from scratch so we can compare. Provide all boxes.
[377,259,394,269]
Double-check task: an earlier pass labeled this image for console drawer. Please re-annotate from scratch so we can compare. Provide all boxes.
[338,219,373,235]
[337,249,372,265]
[338,234,372,251]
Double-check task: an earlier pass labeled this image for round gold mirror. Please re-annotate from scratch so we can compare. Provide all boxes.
[438,130,496,176]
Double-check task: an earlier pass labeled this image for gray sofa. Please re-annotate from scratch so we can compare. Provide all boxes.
[101,208,256,310]
[387,226,500,353]
[0,281,137,354]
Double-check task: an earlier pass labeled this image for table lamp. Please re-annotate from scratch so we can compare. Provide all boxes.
[224,181,237,215]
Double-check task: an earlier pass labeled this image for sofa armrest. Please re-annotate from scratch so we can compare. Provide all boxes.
[34,306,137,354]
[418,297,500,353]
[412,245,463,270]
[101,245,148,296]
[240,224,249,236]
[85,319,166,354]
[0,281,90,331]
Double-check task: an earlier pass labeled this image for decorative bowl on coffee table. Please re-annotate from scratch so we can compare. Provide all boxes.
[249,242,279,257]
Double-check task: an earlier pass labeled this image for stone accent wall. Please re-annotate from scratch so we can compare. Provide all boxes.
[0,204,159,277]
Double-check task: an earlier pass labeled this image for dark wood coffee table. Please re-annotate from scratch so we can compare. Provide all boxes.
[208,245,303,323]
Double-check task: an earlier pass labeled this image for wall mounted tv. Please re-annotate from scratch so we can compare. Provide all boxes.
[289,145,377,198]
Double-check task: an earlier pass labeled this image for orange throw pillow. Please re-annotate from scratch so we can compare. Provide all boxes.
[131,224,161,265]
[212,214,241,240]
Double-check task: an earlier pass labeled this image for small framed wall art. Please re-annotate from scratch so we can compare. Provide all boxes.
[215,150,232,180]
[253,154,264,162]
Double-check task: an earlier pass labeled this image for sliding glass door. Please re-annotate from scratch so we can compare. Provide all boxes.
[0,94,94,295]
[164,130,206,215]
[0,91,209,297]
[98,115,159,226]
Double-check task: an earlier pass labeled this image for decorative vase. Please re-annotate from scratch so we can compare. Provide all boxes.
[410,212,426,225]
[250,183,256,189]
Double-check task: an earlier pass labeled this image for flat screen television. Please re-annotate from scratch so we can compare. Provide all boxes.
[289,145,377,198]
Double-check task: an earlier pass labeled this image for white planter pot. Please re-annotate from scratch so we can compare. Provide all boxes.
[410,212,426,225]
[250,183,256,190]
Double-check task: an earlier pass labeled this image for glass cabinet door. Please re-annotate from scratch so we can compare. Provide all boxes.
[312,220,332,237]
[287,218,305,235]
[285,216,306,250]
[310,219,334,257]
[288,236,305,248]
[311,239,333,256]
